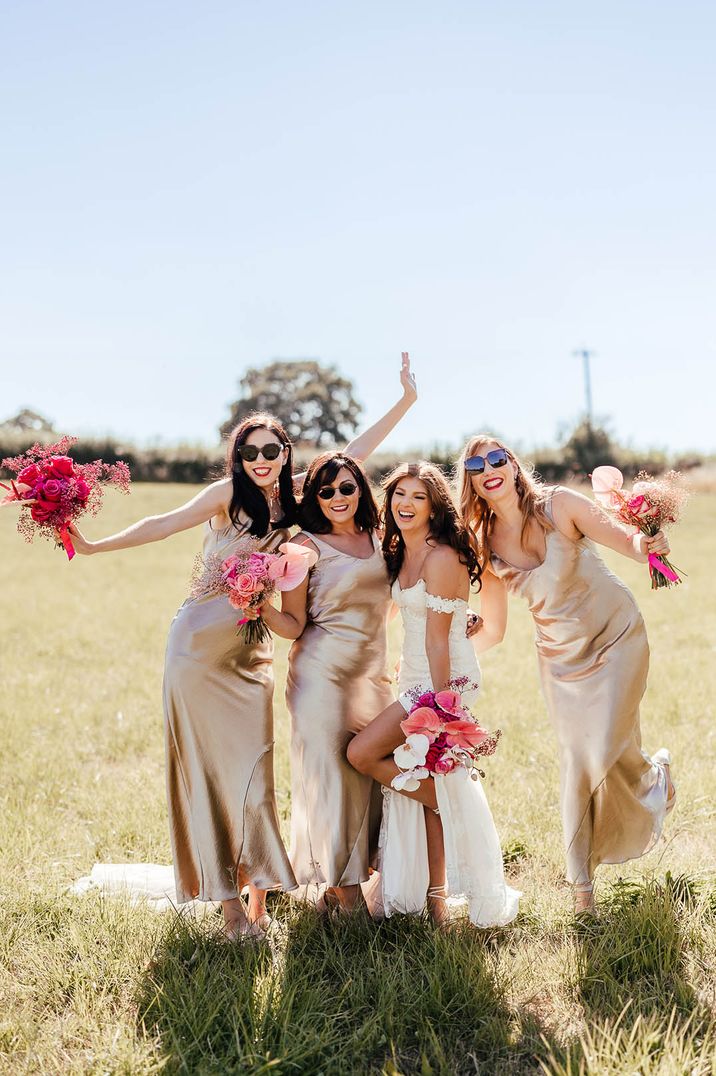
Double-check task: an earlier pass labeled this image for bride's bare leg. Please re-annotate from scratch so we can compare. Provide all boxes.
[347,701,438,812]
[424,808,449,925]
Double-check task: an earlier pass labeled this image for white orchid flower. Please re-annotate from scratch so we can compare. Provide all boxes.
[393,733,430,771]
[391,767,429,792]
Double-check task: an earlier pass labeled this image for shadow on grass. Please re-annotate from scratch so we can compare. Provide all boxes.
[136,897,561,1075]
[543,874,715,1073]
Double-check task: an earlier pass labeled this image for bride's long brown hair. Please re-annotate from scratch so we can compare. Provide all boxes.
[456,435,553,566]
[382,461,482,589]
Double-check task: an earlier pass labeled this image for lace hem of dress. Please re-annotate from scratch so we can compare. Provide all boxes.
[425,592,466,614]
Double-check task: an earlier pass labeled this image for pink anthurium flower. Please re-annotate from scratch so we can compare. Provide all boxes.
[268,541,319,591]
[400,706,442,742]
[434,690,466,717]
[443,720,489,749]
[591,465,625,508]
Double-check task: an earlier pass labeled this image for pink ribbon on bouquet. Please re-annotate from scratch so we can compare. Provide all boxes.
[58,524,76,561]
[648,553,678,583]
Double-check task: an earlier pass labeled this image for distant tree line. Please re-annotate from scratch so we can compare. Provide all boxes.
[1,361,708,487]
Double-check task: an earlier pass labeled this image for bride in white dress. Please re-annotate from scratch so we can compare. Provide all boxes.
[348,463,520,927]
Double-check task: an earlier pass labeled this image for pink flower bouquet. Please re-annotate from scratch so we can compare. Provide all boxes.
[1,436,131,560]
[591,465,687,590]
[191,539,318,644]
[391,679,501,792]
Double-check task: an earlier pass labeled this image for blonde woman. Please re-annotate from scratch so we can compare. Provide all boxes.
[457,436,675,913]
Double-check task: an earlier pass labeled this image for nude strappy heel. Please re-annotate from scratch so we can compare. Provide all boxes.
[572,881,596,915]
[426,884,451,925]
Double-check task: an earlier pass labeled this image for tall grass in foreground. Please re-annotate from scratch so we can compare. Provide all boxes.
[1,487,715,1073]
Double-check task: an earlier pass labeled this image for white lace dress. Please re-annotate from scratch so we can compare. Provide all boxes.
[376,579,520,927]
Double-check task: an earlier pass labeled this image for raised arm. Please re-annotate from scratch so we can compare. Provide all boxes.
[471,569,508,653]
[343,352,417,462]
[423,547,465,693]
[552,487,670,563]
[67,478,233,555]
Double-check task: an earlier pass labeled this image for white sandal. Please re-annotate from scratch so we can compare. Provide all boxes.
[653,748,676,813]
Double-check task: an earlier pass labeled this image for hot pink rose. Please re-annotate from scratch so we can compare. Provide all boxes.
[627,494,654,518]
[433,755,457,775]
[30,499,58,522]
[73,478,91,502]
[425,742,444,769]
[42,479,63,501]
[18,463,41,486]
[46,456,75,479]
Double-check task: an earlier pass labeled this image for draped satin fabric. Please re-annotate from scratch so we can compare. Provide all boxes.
[163,514,297,904]
[286,532,393,895]
[489,492,668,885]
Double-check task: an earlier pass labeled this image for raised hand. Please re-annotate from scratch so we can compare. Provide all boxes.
[400,352,417,403]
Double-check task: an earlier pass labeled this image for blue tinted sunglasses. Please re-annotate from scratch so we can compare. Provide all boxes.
[464,448,509,474]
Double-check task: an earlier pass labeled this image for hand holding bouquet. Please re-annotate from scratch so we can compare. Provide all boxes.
[591,466,687,589]
[391,680,501,792]
[1,437,131,560]
[191,540,318,643]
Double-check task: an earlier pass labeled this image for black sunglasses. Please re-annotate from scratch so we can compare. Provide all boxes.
[237,442,284,462]
[317,481,358,501]
[464,448,509,474]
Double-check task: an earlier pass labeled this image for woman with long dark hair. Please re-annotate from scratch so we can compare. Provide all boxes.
[457,434,675,913]
[347,463,519,927]
[65,357,418,940]
[260,452,393,913]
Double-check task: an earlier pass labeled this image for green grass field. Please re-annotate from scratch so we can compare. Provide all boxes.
[1,485,715,1074]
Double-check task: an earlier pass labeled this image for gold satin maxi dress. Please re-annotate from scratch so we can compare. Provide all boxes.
[163,514,297,904]
[489,493,669,885]
[286,532,393,896]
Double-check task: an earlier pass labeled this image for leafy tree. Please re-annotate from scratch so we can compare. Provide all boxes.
[0,408,55,435]
[221,360,362,446]
[560,419,617,476]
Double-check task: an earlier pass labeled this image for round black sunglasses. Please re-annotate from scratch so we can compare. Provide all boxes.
[317,481,359,501]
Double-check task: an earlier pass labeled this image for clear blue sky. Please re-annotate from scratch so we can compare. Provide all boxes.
[1,1,714,454]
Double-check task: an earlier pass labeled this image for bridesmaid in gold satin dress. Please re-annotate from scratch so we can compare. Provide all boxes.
[67,356,418,940]
[261,454,393,913]
[457,436,676,913]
